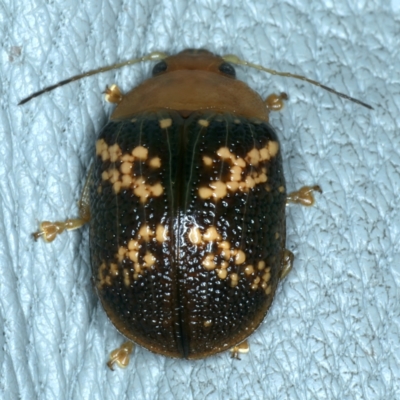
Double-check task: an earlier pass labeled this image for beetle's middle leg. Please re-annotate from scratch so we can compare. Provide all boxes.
[33,168,92,242]
[280,185,322,279]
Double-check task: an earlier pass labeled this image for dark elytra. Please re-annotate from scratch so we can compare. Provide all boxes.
[92,49,287,359]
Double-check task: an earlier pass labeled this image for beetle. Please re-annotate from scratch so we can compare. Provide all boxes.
[22,49,371,368]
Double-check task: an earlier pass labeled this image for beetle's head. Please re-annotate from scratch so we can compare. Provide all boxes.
[152,49,236,79]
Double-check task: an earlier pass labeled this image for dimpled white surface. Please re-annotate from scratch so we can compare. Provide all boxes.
[1,0,399,399]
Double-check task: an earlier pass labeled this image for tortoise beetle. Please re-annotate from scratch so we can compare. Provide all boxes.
[24,49,371,368]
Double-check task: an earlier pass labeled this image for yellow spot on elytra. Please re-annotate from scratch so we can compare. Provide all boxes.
[149,157,161,168]
[230,273,239,287]
[217,269,228,279]
[109,143,122,162]
[209,181,227,199]
[198,119,210,127]
[235,250,246,265]
[156,224,168,243]
[279,186,285,193]
[203,320,213,327]
[138,224,154,241]
[121,175,133,187]
[188,227,202,245]
[257,261,266,270]
[202,156,213,166]
[268,141,279,157]
[120,162,133,174]
[128,250,138,263]
[202,254,216,270]
[262,270,271,283]
[101,171,109,181]
[132,146,148,160]
[113,181,122,194]
[203,226,221,242]
[244,265,254,275]
[128,240,139,250]
[143,251,156,267]
[108,169,120,184]
[159,118,172,129]
[110,263,118,276]
[265,286,272,295]
[198,187,213,199]
[123,269,130,287]
[275,232,280,239]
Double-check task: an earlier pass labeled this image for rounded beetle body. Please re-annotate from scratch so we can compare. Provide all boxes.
[90,49,287,359]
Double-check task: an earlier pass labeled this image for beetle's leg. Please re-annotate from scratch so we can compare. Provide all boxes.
[265,92,288,112]
[104,84,123,104]
[286,185,322,207]
[280,249,294,280]
[33,167,92,242]
[229,340,249,360]
[107,341,134,370]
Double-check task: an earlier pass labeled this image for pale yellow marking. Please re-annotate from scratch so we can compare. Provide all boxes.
[96,139,107,156]
[217,269,228,279]
[265,286,272,295]
[159,118,172,129]
[120,161,133,174]
[128,240,140,250]
[121,154,134,162]
[278,186,285,193]
[109,144,122,162]
[235,250,246,265]
[262,270,271,283]
[275,232,280,239]
[123,269,130,287]
[188,227,203,245]
[121,175,133,187]
[233,118,241,124]
[198,187,213,199]
[203,226,221,242]
[202,254,216,270]
[128,250,139,263]
[198,119,210,127]
[108,169,120,184]
[202,156,213,166]
[143,251,156,267]
[149,157,161,168]
[151,183,163,197]
[132,146,148,160]
[156,224,168,242]
[268,141,279,157]
[113,181,122,194]
[257,261,266,270]
[101,149,110,162]
[244,265,254,275]
[139,224,154,241]
[209,180,227,199]
[203,320,213,327]
[101,171,109,181]
[110,263,119,276]
[230,273,239,287]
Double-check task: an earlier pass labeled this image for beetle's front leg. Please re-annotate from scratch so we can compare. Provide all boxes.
[33,168,92,242]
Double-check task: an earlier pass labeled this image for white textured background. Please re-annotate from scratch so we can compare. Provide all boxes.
[1,0,399,399]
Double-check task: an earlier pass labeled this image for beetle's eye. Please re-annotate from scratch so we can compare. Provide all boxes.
[218,62,236,77]
[152,61,168,76]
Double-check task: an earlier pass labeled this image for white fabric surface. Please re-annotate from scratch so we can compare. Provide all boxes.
[1,0,399,399]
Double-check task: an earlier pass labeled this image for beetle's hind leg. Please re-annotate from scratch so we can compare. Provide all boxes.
[33,167,92,242]
[286,185,322,207]
[107,342,134,370]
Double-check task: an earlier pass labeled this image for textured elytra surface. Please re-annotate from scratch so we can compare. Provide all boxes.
[1,0,399,399]
[90,112,286,359]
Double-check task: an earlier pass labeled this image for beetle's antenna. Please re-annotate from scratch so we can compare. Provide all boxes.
[18,52,168,105]
[223,54,373,110]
